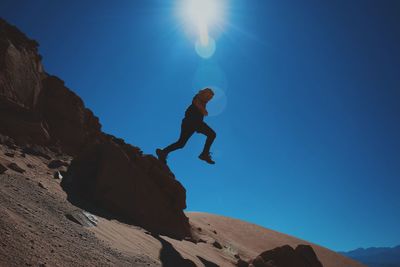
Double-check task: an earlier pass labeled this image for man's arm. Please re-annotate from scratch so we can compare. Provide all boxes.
[193,97,208,116]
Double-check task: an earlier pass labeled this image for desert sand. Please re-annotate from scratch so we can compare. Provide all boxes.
[90,211,366,267]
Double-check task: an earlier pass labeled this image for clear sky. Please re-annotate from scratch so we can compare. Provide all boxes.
[1,0,399,252]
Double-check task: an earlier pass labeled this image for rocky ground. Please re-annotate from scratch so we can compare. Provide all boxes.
[0,140,157,267]
[0,139,366,267]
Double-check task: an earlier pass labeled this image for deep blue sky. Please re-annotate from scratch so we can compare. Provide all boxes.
[2,0,399,251]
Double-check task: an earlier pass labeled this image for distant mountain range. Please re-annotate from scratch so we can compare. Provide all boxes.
[340,245,400,267]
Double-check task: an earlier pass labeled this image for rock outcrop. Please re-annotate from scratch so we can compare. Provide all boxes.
[62,135,191,239]
[240,244,323,267]
[0,18,102,154]
[0,18,44,110]
[0,18,49,145]
[0,18,191,239]
[38,75,102,155]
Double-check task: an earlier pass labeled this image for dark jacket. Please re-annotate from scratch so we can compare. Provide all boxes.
[184,95,204,123]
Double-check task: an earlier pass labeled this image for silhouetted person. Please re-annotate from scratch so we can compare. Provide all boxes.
[156,88,216,164]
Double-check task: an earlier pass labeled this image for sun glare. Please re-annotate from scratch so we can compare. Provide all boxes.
[184,0,221,29]
[177,0,226,58]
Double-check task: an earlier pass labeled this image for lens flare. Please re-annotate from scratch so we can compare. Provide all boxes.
[193,63,228,116]
[203,85,227,116]
[177,0,226,58]
[195,37,216,58]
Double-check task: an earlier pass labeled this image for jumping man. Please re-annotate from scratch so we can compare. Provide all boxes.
[156,88,216,165]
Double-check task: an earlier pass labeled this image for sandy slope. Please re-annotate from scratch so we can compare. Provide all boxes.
[90,212,366,267]
[188,212,366,267]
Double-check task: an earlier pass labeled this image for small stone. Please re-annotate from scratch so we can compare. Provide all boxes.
[22,146,51,160]
[7,163,25,173]
[184,236,197,244]
[48,159,69,169]
[27,164,34,168]
[65,211,98,227]
[0,163,7,174]
[38,182,47,190]
[213,240,223,249]
[53,171,63,180]
[5,139,17,149]
[237,259,249,267]
[49,146,61,154]
[213,230,217,234]
[5,152,14,157]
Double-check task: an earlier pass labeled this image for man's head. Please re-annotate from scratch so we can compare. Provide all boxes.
[199,87,214,101]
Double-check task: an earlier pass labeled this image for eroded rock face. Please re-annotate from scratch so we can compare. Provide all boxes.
[62,135,191,239]
[241,245,323,267]
[0,18,191,240]
[0,19,50,145]
[0,18,44,110]
[0,19,102,155]
[38,76,102,155]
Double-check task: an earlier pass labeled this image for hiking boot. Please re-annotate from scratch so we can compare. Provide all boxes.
[156,148,167,164]
[198,152,215,164]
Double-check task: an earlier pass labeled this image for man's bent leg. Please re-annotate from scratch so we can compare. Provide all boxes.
[163,122,195,154]
[196,122,216,155]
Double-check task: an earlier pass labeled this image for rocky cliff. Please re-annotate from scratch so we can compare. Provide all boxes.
[0,17,191,239]
[0,18,101,153]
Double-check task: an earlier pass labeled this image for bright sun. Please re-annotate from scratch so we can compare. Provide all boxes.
[184,0,221,27]
[177,0,226,58]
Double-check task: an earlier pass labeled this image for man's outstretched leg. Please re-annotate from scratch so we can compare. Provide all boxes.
[196,122,216,164]
[156,122,195,164]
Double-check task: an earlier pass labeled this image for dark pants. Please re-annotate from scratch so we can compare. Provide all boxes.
[163,119,216,155]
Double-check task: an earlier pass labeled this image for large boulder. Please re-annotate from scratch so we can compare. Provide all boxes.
[62,135,191,239]
[241,245,323,267]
